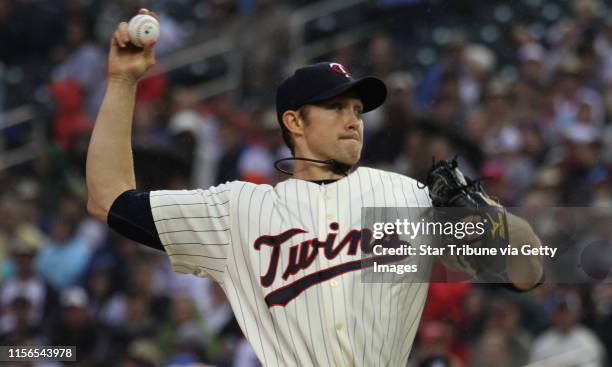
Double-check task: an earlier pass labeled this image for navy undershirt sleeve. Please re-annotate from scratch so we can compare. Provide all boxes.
[107,181,335,253]
[107,189,165,252]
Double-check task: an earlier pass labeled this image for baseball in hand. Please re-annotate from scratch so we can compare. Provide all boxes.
[127,14,160,47]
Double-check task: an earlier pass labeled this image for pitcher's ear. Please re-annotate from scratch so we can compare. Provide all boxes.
[282,110,304,135]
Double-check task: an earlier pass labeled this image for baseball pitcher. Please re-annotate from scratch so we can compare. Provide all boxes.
[86,9,543,366]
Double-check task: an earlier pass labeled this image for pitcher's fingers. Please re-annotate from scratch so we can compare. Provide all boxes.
[113,29,125,48]
[143,38,157,50]
[138,8,158,20]
[118,22,130,45]
[143,40,157,57]
[143,39,157,65]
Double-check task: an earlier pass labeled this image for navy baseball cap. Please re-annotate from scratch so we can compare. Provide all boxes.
[276,62,387,125]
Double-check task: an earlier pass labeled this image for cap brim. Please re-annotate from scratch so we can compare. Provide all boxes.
[305,77,387,113]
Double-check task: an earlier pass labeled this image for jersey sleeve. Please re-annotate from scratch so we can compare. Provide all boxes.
[150,182,236,282]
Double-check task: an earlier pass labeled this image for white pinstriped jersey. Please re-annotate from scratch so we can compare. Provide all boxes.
[150,166,471,367]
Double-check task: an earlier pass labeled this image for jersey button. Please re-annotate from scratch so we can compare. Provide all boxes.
[330,280,337,288]
[326,214,334,221]
[324,193,331,200]
[335,322,343,331]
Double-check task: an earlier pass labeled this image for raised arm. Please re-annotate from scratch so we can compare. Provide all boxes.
[86,9,157,222]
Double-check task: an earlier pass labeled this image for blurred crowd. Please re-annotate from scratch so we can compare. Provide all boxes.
[2,0,612,366]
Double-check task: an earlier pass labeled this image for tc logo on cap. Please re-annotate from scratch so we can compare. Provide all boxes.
[329,63,351,78]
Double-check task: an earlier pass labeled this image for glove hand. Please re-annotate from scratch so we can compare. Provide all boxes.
[423,157,509,280]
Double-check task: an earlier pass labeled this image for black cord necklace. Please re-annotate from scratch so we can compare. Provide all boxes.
[274,157,352,176]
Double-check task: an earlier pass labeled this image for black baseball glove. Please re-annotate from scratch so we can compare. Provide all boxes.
[423,157,509,280]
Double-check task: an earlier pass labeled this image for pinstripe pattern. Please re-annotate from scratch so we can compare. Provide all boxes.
[149,167,464,367]
[276,183,300,366]
[294,181,320,365]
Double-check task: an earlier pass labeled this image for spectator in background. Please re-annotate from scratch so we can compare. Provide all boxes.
[393,125,431,179]
[156,296,205,361]
[168,111,200,183]
[428,93,462,128]
[0,196,46,280]
[488,128,535,205]
[47,287,99,364]
[232,338,261,367]
[426,71,463,127]
[65,195,107,252]
[166,273,244,366]
[329,43,360,80]
[49,80,90,151]
[460,287,486,346]
[362,71,416,166]
[479,80,535,202]
[519,122,549,167]
[258,108,291,183]
[421,283,472,364]
[119,338,163,367]
[0,0,65,109]
[370,71,416,133]
[529,289,606,366]
[472,298,532,367]
[237,143,275,183]
[415,31,467,109]
[239,0,290,103]
[469,329,511,367]
[459,44,495,111]
[551,57,604,135]
[594,15,612,84]
[592,283,612,361]
[87,268,124,328]
[559,124,610,205]
[52,17,105,120]
[35,213,94,291]
[14,180,44,229]
[168,90,221,188]
[1,240,54,338]
[480,160,512,204]
[0,296,39,345]
[518,42,549,86]
[480,79,518,155]
[576,42,603,91]
[127,259,171,322]
[365,34,397,80]
[215,118,245,184]
[109,289,158,364]
[572,0,603,34]
[412,321,464,367]
[132,101,170,147]
[188,0,242,44]
[28,145,75,216]
[547,17,582,72]
[520,167,564,208]
[236,110,278,183]
[203,282,237,335]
